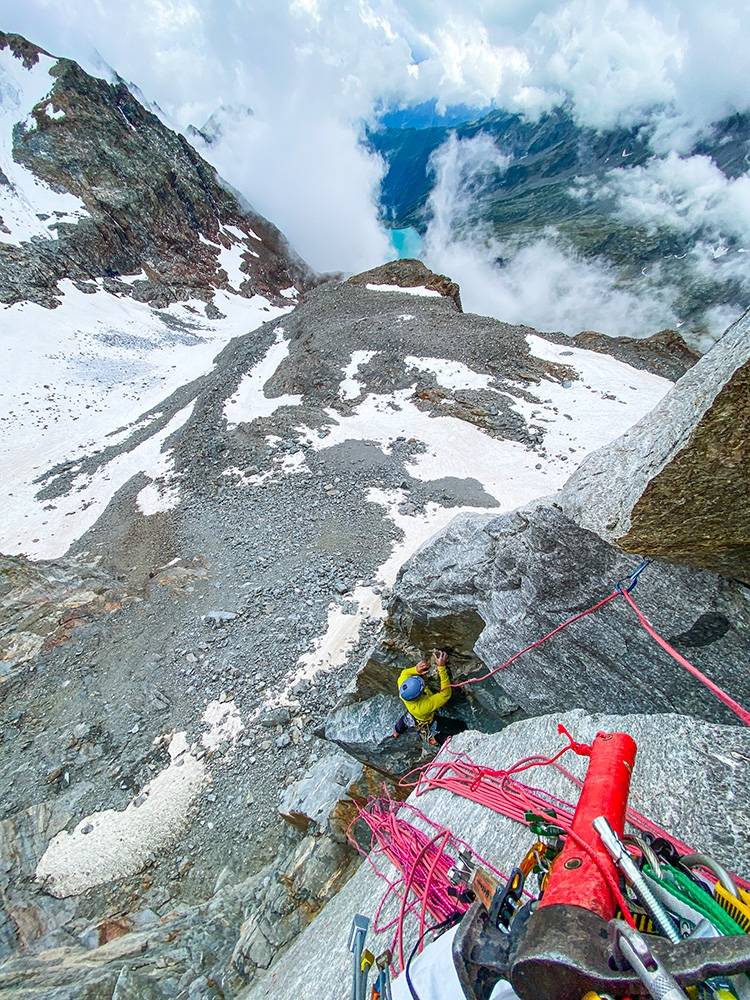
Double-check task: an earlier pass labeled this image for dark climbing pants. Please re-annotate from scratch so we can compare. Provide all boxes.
[394,711,467,746]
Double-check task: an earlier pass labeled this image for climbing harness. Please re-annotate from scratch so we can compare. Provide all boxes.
[395,711,439,747]
[414,718,438,745]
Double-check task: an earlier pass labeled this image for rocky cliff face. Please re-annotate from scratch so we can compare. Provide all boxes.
[561,308,750,583]
[323,498,750,781]
[321,318,750,782]
[0,31,314,311]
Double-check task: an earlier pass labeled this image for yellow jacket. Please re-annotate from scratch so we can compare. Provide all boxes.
[397,665,451,724]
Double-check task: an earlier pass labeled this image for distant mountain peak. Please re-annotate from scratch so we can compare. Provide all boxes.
[187,103,255,146]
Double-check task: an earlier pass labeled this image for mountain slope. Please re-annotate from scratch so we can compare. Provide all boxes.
[0,31,317,564]
[1,30,739,1000]
[0,31,314,310]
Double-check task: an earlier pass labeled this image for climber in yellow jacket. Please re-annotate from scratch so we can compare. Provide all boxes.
[393,650,466,747]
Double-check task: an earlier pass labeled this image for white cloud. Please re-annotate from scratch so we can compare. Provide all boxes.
[425,231,683,341]
[590,152,750,243]
[421,132,694,342]
[425,132,512,235]
[530,0,685,128]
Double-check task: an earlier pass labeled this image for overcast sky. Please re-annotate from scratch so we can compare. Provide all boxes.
[4,1,749,339]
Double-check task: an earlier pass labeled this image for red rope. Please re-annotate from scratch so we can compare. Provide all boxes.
[619,586,750,728]
[417,830,451,954]
[412,743,750,895]
[446,573,750,729]
[348,791,471,971]
[396,830,445,970]
[450,592,619,688]
[407,743,631,927]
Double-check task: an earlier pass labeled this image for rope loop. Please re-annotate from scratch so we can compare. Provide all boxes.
[557,722,592,757]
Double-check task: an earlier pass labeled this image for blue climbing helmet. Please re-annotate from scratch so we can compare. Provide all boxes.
[400,675,425,701]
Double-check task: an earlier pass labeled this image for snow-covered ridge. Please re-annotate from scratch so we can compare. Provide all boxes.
[1,32,313,316]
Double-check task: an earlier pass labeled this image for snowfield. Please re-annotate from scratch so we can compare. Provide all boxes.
[1,271,673,694]
[0,282,292,558]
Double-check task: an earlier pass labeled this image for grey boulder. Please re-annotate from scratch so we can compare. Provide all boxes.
[324,693,428,778]
[279,752,364,842]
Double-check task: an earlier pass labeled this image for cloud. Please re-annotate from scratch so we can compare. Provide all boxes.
[194,112,390,274]
[588,152,750,244]
[426,233,686,341]
[422,133,688,342]
[425,132,512,235]
[3,0,750,290]
[529,0,685,128]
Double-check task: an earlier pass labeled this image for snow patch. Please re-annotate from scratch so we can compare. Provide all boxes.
[117,270,148,285]
[340,349,377,400]
[224,330,302,426]
[366,283,442,297]
[288,346,672,677]
[202,699,244,751]
[406,355,493,392]
[520,334,673,468]
[217,236,248,291]
[6,401,193,560]
[43,101,65,120]
[0,284,292,558]
[35,733,208,898]
[136,479,181,516]
[279,451,309,475]
[224,224,249,242]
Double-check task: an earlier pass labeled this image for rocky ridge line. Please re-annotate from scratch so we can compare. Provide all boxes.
[0,31,316,311]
